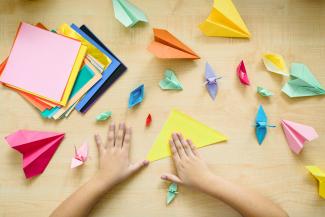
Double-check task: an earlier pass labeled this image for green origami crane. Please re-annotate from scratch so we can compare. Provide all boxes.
[96,111,112,121]
[166,183,178,205]
[257,86,273,97]
[282,63,325,97]
[159,69,183,90]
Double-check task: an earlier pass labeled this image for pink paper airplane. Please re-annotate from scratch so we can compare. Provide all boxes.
[237,60,250,85]
[71,142,88,168]
[5,130,64,179]
[281,120,318,154]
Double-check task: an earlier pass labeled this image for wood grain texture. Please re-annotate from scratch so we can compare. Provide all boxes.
[0,0,325,216]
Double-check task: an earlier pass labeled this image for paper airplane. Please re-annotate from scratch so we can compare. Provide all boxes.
[112,0,148,27]
[159,69,183,90]
[146,109,227,161]
[237,60,250,85]
[257,86,273,97]
[71,142,89,168]
[282,63,325,97]
[167,183,178,205]
[146,113,152,127]
[128,84,144,108]
[4,130,64,178]
[147,28,200,59]
[305,166,325,199]
[281,120,318,154]
[255,105,275,145]
[205,62,221,100]
[199,0,251,38]
[262,53,289,76]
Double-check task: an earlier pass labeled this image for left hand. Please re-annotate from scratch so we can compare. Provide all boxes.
[94,123,149,190]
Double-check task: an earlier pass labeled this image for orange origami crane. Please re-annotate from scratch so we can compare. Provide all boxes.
[147,28,200,60]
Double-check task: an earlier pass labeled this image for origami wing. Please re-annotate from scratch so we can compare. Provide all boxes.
[147,28,200,59]
[237,60,250,85]
[199,0,251,38]
[5,130,64,178]
[71,143,89,168]
[281,120,318,154]
[255,105,267,145]
[205,62,219,100]
[128,84,144,108]
[112,0,148,27]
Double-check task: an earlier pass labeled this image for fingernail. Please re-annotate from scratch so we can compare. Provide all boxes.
[161,175,167,180]
[109,124,115,129]
[143,160,149,166]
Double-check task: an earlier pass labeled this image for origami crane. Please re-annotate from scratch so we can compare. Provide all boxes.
[128,84,144,108]
[71,142,89,168]
[146,113,152,127]
[147,28,200,59]
[262,53,289,76]
[255,105,275,145]
[281,120,318,154]
[199,0,251,38]
[305,166,325,199]
[282,63,325,97]
[159,69,183,90]
[5,130,64,178]
[205,62,221,100]
[112,0,148,27]
[237,60,250,85]
[96,111,112,121]
[167,183,178,205]
[257,86,273,97]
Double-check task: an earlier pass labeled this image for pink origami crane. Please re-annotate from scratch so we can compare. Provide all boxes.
[237,60,250,85]
[281,120,318,154]
[5,130,64,179]
[71,143,88,168]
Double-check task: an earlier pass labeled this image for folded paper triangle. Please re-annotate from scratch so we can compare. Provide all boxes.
[199,0,250,38]
[146,109,227,161]
[5,130,64,178]
[112,0,148,27]
[281,120,318,154]
[305,166,325,199]
[147,28,200,59]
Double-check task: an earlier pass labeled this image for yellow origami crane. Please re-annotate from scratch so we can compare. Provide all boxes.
[306,166,325,199]
[146,109,227,161]
[262,53,289,76]
[199,0,251,38]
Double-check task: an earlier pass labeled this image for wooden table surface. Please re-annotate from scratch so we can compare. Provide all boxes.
[0,0,325,216]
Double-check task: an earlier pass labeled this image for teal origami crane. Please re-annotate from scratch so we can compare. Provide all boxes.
[257,86,273,97]
[255,105,275,145]
[166,183,178,205]
[96,111,112,121]
[128,84,144,108]
[159,69,183,90]
[282,63,325,97]
[112,0,148,28]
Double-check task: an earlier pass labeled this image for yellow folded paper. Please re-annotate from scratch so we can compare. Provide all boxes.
[199,0,251,38]
[146,109,227,161]
[262,53,289,76]
[306,166,325,199]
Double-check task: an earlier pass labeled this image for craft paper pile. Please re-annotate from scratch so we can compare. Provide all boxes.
[0,22,127,119]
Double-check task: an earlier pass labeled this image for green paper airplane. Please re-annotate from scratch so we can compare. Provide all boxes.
[159,69,183,90]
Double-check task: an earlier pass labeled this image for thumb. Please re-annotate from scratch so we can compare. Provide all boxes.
[161,173,182,184]
[129,160,149,174]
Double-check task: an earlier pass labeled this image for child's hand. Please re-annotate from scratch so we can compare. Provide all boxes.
[94,123,149,190]
[161,133,215,190]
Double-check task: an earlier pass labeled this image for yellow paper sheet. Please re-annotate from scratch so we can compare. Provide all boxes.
[57,23,111,69]
[306,166,325,199]
[146,109,227,161]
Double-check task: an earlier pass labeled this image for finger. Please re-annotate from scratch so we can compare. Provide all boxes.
[94,134,105,156]
[107,123,116,149]
[177,133,194,157]
[123,127,132,151]
[161,173,182,184]
[170,139,180,163]
[115,123,126,149]
[187,139,199,157]
[129,160,149,174]
[172,133,186,159]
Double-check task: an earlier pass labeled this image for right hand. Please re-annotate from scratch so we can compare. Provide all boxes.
[161,133,215,190]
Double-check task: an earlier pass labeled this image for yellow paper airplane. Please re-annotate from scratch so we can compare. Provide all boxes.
[199,0,251,38]
[306,166,325,199]
[146,109,227,161]
[262,53,289,76]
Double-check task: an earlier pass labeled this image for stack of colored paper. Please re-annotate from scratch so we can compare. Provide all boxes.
[0,22,127,120]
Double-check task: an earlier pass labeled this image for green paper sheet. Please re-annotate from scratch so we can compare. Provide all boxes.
[96,111,112,121]
[159,69,183,90]
[282,63,325,97]
[257,86,273,97]
[166,183,178,205]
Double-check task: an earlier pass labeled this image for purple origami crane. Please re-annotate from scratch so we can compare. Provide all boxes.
[205,62,221,100]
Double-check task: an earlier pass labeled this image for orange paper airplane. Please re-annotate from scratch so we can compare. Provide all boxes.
[147,28,200,60]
